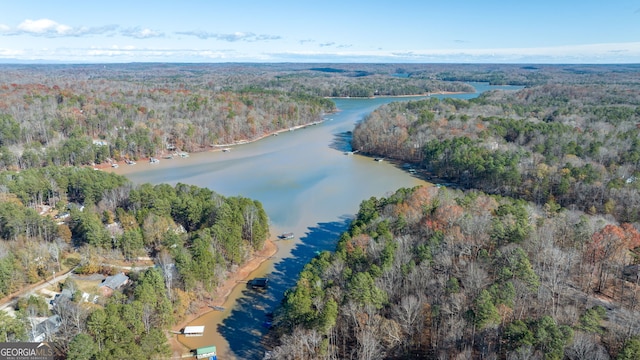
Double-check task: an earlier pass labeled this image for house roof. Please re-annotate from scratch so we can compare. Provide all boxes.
[99,272,129,290]
[60,288,73,299]
[31,315,61,342]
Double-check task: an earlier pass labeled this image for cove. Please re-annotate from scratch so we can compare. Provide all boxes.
[111,82,522,359]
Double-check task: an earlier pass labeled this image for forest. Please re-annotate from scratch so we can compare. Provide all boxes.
[0,62,479,359]
[352,68,640,223]
[0,63,478,359]
[269,186,640,359]
[0,166,269,358]
[267,64,640,359]
[0,63,481,171]
[2,63,640,359]
[0,64,334,169]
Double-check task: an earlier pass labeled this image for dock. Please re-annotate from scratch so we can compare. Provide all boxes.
[183,325,205,337]
[249,278,269,290]
[278,232,294,240]
[194,345,217,360]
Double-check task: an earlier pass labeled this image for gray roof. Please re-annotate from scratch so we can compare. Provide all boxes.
[31,315,61,342]
[100,272,129,290]
[60,288,73,299]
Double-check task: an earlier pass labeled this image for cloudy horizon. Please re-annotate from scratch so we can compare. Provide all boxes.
[2,1,639,64]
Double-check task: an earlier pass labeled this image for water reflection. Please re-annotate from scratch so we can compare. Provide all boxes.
[219,217,352,359]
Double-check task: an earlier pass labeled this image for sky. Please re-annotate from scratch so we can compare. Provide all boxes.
[1,0,639,64]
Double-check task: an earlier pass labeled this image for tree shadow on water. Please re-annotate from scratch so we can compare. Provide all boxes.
[218,216,353,359]
[329,130,353,153]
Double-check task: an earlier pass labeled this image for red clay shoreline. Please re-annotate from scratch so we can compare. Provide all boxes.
[168,238,278,358]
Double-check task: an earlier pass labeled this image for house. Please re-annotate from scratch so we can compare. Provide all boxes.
[99,272,130,296]
[54,212,70,220]
[30,315,61,342]
[50,288,73,306]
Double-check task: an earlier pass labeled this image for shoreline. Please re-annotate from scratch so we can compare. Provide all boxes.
[97,119,329,170]
[327,90,470,99]
[98,90,470,171]
[169,237,278,358]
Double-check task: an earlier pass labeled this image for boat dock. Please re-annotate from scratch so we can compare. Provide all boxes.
[278,232,294,240]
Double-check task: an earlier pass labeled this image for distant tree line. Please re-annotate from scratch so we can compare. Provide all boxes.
[352,82,640,222]
[0,63,494,172]
[0,79,335,170]
[4,63,636,172]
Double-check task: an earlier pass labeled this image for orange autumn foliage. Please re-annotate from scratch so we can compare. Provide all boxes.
[394,186,436,224]
[585,224,640,265]
[345,234,372,254]
[620,223,640,250]
[433,204,464,229]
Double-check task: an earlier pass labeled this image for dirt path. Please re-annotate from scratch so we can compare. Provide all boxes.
[0,267,76,313]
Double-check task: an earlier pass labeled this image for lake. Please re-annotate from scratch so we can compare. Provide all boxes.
[111,82,522,359]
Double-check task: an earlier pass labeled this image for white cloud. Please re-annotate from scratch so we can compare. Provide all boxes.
[121,27,165,39]
[1,41,639,63]
[17,19,72,35]
[5,46,243,62]
[175,30,281,42]
[269,42,640,64]
[0,48,24,57]
[317,42,351,49]
[1,18,117,37]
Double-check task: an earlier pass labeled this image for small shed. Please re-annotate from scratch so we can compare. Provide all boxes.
[194,345,217,360]
[183,325,205,337]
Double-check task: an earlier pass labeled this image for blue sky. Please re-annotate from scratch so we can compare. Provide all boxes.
[1,0,639,63]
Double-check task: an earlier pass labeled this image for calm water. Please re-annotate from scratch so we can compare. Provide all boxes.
[111,82,522,359]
